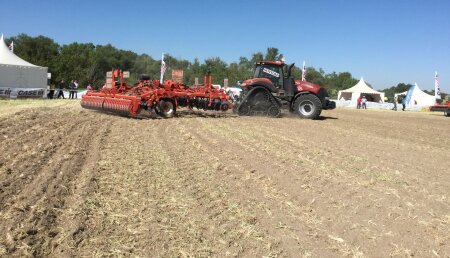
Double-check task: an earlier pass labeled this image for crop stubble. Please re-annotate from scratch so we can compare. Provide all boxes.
[0,101,449,257]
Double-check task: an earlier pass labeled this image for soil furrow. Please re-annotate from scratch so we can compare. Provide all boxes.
[0,102,448,257]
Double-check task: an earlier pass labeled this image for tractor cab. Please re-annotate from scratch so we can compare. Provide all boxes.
[254,61,295,97]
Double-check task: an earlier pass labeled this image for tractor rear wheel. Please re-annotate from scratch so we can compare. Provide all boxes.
[158,99,176,118]
[445,108,450,117]
[293,94,322,119]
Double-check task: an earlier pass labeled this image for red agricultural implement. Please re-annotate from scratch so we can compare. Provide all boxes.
[81,70,232,118]
[430,102,450,117]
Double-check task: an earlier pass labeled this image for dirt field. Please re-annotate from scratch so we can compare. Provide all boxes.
[0,99,449,257]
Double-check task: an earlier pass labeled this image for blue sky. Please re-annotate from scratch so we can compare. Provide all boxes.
[1,0,450,92]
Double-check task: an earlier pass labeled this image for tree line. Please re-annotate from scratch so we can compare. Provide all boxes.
[5,33,445,99]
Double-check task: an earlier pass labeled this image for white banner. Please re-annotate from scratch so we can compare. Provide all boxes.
[435,71,441,99]
[0,87,46,99]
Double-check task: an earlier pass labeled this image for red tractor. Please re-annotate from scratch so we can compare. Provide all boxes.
[234,61,336,119]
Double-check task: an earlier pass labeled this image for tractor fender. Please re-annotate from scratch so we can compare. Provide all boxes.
[242,78,278,93]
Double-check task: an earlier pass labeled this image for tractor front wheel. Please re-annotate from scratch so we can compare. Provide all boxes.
[158,99,176,118]
[293,94,322,119]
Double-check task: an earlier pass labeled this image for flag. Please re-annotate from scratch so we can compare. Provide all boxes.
[435,71,441,99]
[301,61,306,81]
[160,53,167,84]
[8,41,14,53]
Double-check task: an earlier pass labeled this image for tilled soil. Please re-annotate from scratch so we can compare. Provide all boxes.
[0,100,449,257]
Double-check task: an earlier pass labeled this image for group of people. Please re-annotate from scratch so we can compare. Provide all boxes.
[356,95,408,111]
[391,95,406,111]
[47,80,93,99]
[57,80,79,99]
[356,96,367,109]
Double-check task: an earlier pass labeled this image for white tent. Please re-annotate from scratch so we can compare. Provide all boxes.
[337,77,385,103]
[395,83,436,109]
[0,34,48,99]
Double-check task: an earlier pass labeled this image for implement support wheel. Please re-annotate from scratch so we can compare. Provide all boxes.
[159,99,176,118]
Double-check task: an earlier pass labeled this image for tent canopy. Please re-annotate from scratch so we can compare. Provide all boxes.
[337,77,385,103]
[0,34,40,67]
[395,83,436,107]
[0,34,48,98]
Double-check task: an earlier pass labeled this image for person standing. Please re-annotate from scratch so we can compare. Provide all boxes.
[361,96,367,109]
[392,96,397,111]
[69,80,75,99]
[74,80,79,99]
[401,96,406,111]
[356,96,361,109]
[47,83,56,99]
[57,80,65,99]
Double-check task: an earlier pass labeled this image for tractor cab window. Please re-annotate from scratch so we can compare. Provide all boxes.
[255,65,283,89]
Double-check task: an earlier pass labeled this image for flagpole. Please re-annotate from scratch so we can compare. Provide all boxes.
[160,53,165,84]
[301,61,306,81]
[435,71,441,99]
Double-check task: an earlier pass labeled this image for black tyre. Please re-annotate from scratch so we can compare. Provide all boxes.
[220,103,229,111]
[293,94,322,119]
[158,99,176,118]
[445,108,450,117]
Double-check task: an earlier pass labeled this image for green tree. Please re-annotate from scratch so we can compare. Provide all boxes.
[7,34,59,68]
[264,47,283,61]
[237,56,253,81]
[133,54,157,80]
[9,33,447,98]
[305,67,326,87]
[52,42,96,86]
[381,83,410,99]
[251,52,264,64]
[203,57,228,85]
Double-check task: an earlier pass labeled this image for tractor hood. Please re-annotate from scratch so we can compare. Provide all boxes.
[294,80,322,95]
